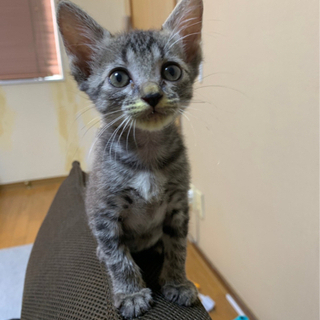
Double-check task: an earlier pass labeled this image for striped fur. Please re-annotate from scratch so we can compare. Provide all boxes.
[57,0,203,318]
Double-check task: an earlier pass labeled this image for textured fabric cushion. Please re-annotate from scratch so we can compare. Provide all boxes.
[21,162,211,320]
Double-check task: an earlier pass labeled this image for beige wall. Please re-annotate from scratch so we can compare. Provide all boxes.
[185,0,319,319]
[0,0,127,184]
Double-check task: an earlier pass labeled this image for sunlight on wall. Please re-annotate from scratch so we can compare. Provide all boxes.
[0,88,16,151]
[0,0,126,184]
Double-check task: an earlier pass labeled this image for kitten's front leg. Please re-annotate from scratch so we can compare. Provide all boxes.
[92,205,152,319]
[98,243,152,318]
[160,207,198,306]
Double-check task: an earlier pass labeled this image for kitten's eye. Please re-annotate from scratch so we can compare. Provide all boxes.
[162,64,182,81]
[109,70,130,88]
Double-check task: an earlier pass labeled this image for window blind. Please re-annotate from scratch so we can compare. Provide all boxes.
[0,0,60,81]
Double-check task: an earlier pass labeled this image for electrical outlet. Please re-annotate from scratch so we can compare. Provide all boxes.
[188,187,195,207]
[198,61,203,83]
[189,185,205,220]
[188,185,198,243]
[195,189,205,220]
[188,184,205,243]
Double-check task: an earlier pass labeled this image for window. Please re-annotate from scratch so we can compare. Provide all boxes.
[0,0,63,83]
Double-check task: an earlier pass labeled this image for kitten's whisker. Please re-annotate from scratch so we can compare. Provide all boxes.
[104,117,126,149]
[103,109,124,118]
[118,117,131,145]
[112,117,129,160]
[195,72,232,83]
[193,92,222,110]
[180,99,206,104]
[194,84,248,97]
[115,117,131,159]
[81,117,100,131]
[180,110,190,122]
[80,110,123,136]
[184,109,206,124]
[183,107,216,134]
[66,104,96,146]
[179,102,210,119]
[107,117,128,161]
[187,108,215,121]
[79,118,100,141]
[75,104,96,121]
[64,104,95,156]
[185,107,199,111]
[133,120,138,148]
[88,114,126,160]
[178,109,197,146]
[100,114,125,137]
[104,128,119,162]
[126,120,133,152]
[69,117,101,165]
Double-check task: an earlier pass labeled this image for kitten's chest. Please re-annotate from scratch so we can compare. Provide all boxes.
[123,198,167,231]
[120,170,168,251]
[121,197,167,252]
[128,170,166,202]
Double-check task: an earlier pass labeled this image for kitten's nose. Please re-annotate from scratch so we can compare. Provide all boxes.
[142,93,163,108]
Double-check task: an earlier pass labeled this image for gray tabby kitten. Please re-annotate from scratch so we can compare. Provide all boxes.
[57,0,203,318]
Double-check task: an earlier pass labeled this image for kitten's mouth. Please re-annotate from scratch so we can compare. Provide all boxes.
[126,98,177,131]
[147,108,167,117]
[139,109,170,122]
[135,107,176,131]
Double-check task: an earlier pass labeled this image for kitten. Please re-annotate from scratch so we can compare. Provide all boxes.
[57,0,203,318]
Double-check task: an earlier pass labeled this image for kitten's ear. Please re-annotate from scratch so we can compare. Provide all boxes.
[163,0,203,62]
[57,1,108,82]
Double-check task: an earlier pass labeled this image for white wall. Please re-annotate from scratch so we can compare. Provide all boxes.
[0,0,127,184]
[185,0,319,319]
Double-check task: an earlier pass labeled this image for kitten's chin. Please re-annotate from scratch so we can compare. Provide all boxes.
[135,114,175,131]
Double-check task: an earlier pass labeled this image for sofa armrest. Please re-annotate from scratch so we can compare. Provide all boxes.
[21,161,210,320]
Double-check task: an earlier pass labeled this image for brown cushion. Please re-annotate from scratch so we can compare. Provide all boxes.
[21,161,211,320]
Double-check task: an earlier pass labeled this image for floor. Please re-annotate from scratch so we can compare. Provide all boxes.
[0,179,238,320]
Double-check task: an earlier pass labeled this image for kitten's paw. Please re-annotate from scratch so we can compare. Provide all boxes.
[161,280,198,306]
[114,288,153,319]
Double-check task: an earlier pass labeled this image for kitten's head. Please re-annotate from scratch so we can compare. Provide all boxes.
[57,0,203,131]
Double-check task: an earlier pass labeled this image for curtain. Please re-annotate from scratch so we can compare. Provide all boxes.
[0,0,60,80]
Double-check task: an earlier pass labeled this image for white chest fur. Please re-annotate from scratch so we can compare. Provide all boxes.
[129,170,166,202]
